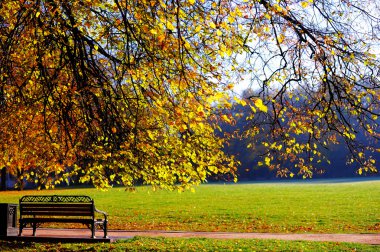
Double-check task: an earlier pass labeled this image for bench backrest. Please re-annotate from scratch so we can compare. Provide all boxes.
[20,195,95,218]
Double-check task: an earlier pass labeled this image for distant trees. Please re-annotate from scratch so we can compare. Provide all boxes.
[223,98,380,180]
[0,0,378,189]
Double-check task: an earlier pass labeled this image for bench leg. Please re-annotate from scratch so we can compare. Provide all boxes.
[103,220,108,238]
[91,223,96,238]
[32,222,37,236]
[19,222,23,236]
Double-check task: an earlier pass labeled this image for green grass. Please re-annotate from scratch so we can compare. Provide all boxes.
[0,237,378,251]
[1,180,379,233]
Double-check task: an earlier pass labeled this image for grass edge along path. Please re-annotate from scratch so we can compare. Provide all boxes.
[0,237,379,252]
[15,227,380,244]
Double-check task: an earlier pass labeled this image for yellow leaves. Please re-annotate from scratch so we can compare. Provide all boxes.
[226,47,232,57]
[233,97,247,106]
[159,0,167,8]
[273,4,285,14]
[343,131,356,140]
[249,104,257,113]
[221,114,231,123]
[227,16,235,23]
[52,143,60,149]
[150,29,157,35]
[109,174,116,181]
[220,43,227,53]
[179,124,188,132]
[36,12,40,18]
[358,168,363,175]
[300,1,311,8]
[264,156,271,166]
[257,157,271,167]
[196,106,205,117]
[166,21,175,31]
[188,0,196,5]
[277,34,285,43]
[194,25,202,33]
[254,98,268,113]
[209,21,216,29]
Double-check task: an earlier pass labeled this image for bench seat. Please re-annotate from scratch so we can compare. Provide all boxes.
[19,195,108,238]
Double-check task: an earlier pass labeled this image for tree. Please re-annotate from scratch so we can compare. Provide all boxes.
[0,0,241,189]
[0,0,378,189]
[237,0,379,177]
[0,102,74,189]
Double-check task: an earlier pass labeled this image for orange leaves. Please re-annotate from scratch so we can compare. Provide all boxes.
[0,102,73,189]
[196,106,206,117]
[179,124,188,132]
[111,127,117,134]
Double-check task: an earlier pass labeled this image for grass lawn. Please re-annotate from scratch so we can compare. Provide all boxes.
[0,180,379,233]
[0,237,379,251]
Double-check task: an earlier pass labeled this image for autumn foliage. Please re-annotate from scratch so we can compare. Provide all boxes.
[0,0,379,189]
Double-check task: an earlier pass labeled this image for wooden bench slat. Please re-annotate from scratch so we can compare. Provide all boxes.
[21,218,93,223]
[21,209,92,213]
[21,203,93,208]
[21,211,92,215]
[21,211,94,216]
[21,206,92,212]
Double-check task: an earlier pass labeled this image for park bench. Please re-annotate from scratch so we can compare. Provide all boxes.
[19,195,108,238]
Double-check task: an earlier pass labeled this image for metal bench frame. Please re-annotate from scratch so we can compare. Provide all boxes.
[19,195,108,238]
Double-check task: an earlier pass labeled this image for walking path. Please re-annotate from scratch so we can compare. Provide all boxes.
[16,228,380,245]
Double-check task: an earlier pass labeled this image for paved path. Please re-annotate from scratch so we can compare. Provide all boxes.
[18,228,380,245]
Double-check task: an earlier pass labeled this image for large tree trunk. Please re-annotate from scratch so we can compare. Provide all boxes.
[0,167,6,191]
[16,168,24,191]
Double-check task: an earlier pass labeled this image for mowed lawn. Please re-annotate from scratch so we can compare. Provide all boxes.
[1,237,379,252]
[0,180,379,234]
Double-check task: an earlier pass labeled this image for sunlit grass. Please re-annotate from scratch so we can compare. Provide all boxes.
[0,237,379,252]
[1,180,379,233]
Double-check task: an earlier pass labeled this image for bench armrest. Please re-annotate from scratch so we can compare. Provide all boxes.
[94,208,108,221]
